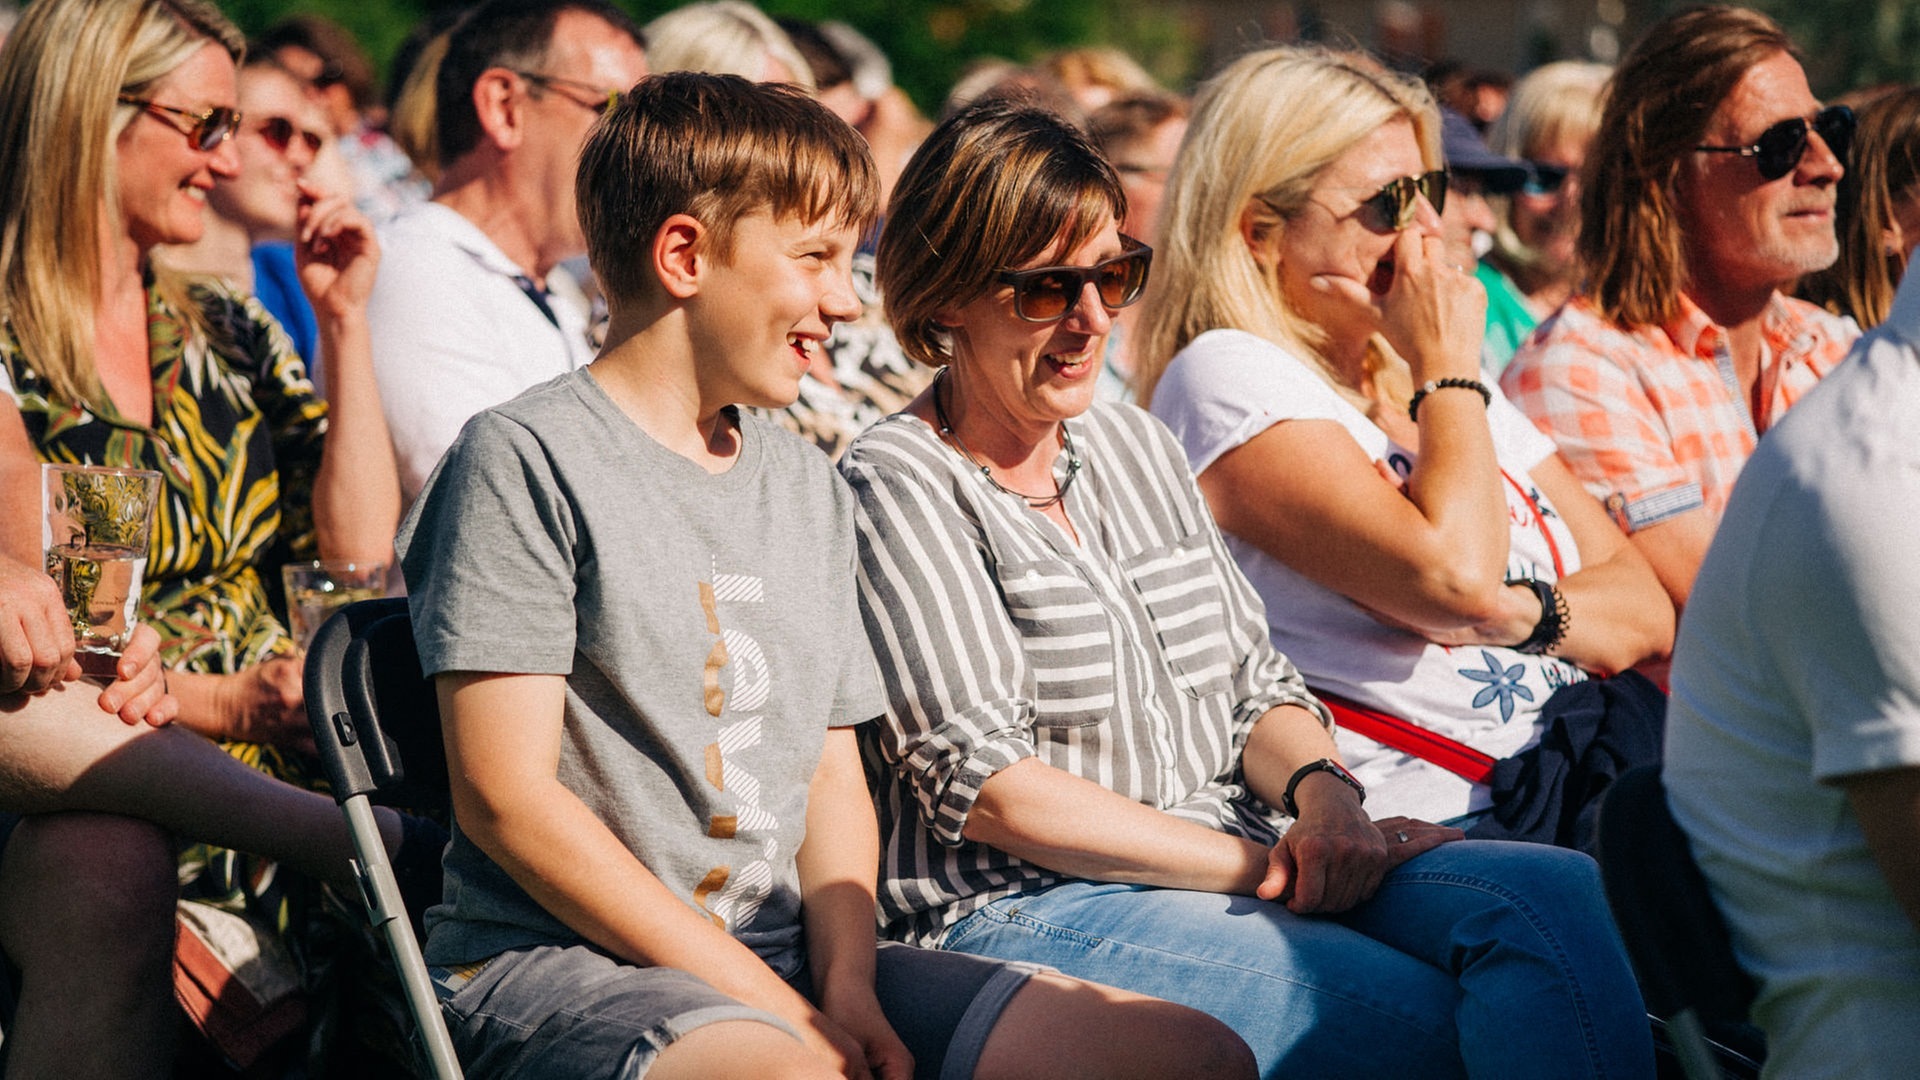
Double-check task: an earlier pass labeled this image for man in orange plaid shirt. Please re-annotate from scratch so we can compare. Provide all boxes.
[1502,6,1858,610]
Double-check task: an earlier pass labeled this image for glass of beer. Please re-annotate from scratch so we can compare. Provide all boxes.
[42,463,162,680]
[281,560,387,651]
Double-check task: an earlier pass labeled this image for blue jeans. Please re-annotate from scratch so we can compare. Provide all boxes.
[939,840,1652,1079]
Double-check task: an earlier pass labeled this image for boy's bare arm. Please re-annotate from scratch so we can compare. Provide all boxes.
[797,727,913,1080]
[435,671,850,1059]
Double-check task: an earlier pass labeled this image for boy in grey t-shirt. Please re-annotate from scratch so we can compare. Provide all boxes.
[399,73,1251,1080]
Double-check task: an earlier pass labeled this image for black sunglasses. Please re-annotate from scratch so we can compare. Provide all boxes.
[1521,162,1570,197]
[1695,104,1854,181]
[1358,170,1449,232]
[512,70,621,115]
[995,235,1153,322]
[118,95,241,152]
[256,116,325,156]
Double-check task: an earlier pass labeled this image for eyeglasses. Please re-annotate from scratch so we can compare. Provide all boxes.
[118,95,241,152]
[1521,162,1570,197]
[1360,170,1449,231]
[255,116,325,156]
[1695,104,1854,181]
[995,235,1153,322]
[511,70,620,115]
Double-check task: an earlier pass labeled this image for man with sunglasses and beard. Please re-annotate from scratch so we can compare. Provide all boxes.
[1502,6,1859,614]
[366,0,646,509]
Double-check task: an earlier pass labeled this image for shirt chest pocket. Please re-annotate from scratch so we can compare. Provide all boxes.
[989,557,1117,728]
[1122,533,1236,701]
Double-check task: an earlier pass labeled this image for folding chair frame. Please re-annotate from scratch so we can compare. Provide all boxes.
[304,597,462,1080]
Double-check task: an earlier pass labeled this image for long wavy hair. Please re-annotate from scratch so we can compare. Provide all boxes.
[1132,45,1439,413]
[1578,6,1794,328]
[1796,86,1920,329]
[0,0,242,411]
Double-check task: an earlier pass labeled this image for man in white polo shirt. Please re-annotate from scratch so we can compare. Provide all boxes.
[369,0,645,504]
[1665,250,1920,1080]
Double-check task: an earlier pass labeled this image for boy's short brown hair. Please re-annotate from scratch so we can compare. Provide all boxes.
[577,72,879,305]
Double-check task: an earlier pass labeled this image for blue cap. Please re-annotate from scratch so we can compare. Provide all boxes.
[1440,108,1528,194]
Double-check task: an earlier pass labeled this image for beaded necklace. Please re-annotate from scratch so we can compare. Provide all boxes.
[932,367,1082,510]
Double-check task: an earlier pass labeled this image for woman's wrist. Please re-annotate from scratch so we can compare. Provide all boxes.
[1507,577,1570,655]
[1407,377,1492,422]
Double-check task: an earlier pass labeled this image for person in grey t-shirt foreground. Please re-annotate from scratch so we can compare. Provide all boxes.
[397,72,1253,1080]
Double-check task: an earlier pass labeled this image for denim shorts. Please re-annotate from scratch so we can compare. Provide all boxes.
[432,940,1044,1080]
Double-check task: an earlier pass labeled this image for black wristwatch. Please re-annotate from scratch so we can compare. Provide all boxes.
[1281,758,1366,818]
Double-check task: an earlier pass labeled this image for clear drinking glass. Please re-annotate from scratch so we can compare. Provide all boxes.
[42,463,162,679]
[281,559,388,651]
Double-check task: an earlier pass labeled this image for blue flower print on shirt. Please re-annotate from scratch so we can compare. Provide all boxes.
[1458,650,1535,723]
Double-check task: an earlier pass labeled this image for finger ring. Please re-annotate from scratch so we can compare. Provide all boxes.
[1396,830,1410,843]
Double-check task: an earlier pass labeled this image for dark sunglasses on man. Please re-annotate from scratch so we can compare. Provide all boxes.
[118,94,241,152]
[1695,104,1855,181]
[996,235,1153,323]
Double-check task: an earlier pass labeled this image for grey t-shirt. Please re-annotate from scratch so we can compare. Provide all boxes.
[399,367,884,976]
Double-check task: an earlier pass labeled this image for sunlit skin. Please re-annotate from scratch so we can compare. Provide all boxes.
[208,65,331,240]
[114,43,240,253]
[1272,117,1442,376]
[684,211,863,411]
[930,222,1125,465]
[520,10,649,278]
[1677,49,1844,324]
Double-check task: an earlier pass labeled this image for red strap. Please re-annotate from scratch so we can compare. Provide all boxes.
[1501,469,1567,579]
[1317,691,1497,785]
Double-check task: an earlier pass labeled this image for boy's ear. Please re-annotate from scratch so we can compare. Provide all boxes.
[653,214,706,300]
[471,67,526,151]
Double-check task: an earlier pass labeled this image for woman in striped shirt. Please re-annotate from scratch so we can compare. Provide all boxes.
[839,95,1655,1078]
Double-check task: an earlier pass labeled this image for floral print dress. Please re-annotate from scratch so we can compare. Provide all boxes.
[0,275,372,1060]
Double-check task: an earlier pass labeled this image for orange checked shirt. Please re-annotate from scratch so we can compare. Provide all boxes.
[1501,292,1857,533]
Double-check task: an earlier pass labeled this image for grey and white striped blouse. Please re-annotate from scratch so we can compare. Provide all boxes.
[839,402,1331,946]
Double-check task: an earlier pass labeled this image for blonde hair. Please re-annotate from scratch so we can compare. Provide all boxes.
[0,0,241,411]
[388,27,449,182]
[644,2,815,92]
[1133,45,1439,412]
[1485,61,1609,276]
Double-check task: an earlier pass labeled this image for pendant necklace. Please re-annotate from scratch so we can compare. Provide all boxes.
[932,367,1081,510]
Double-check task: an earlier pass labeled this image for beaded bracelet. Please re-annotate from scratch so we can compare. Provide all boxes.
[1408,377,1492,422]
[1508,577,1570,655]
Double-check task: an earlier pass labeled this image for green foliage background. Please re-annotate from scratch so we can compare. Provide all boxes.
[207,0,1920,113]
[218,0,1200,116]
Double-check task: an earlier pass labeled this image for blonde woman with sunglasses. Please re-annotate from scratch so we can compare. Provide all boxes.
[845,93,1655,1078]
[1136,46,1672,849]
[0,0,404,1068]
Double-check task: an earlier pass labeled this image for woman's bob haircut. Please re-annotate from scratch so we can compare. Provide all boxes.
[877,95,1125,367]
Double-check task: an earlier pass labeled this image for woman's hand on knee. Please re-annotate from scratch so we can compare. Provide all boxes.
[175,658,312,753]
[95,623,178,727]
